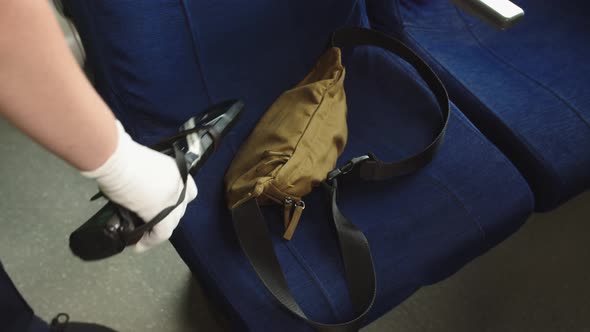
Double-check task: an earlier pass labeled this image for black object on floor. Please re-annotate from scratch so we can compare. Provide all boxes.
[50,313,118,332]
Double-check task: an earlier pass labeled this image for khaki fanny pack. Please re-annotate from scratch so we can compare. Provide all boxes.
[225,27,450,332]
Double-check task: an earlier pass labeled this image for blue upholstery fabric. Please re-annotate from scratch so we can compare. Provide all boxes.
[0,263,49,332]
[367,0,590,211]
[65,0,533,330]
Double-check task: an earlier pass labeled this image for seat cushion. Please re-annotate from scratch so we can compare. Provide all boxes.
[65,0,533,330]
[170,48,533,331]
[368,0,590,211]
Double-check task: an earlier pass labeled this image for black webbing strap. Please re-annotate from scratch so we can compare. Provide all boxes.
[121,143,190,245]
[87,142,191,247]
[331,27,450,181]
[233,193,374,332]
[232,27,450,331]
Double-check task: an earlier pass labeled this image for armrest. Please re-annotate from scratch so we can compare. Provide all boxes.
[450,0,524,30]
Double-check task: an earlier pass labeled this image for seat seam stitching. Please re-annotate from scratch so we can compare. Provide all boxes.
[284,242,343,320]
[179,0,213,104]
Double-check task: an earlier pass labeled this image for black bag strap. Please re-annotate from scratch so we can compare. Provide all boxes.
[232,27,450,332]
[89,142,190,245]
[329,27,450,182]
[120,142,190,244]
[233,184,375,331]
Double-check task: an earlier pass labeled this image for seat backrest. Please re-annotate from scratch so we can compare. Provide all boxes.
[368,0,470,34]
[64,0,370,145]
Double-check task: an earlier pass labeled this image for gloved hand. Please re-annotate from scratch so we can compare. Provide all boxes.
[81,121,198,253]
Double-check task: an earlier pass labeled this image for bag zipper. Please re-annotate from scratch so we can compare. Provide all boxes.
[262,191,305,241]
[283,197,294,228]
[283,198,305,240]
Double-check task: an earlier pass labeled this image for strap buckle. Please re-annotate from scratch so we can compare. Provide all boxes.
[327,155,372,182]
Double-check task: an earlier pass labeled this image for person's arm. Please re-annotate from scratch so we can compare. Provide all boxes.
[0,0,116,171]
[0,0,197,252]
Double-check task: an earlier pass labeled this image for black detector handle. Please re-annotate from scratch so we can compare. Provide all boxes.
[69,100,244,261]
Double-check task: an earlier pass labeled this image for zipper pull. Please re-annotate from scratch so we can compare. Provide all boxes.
[283,200,305,241]
[283,197,293,228]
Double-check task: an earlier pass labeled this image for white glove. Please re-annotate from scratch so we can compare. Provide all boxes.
[81,121,198,253]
